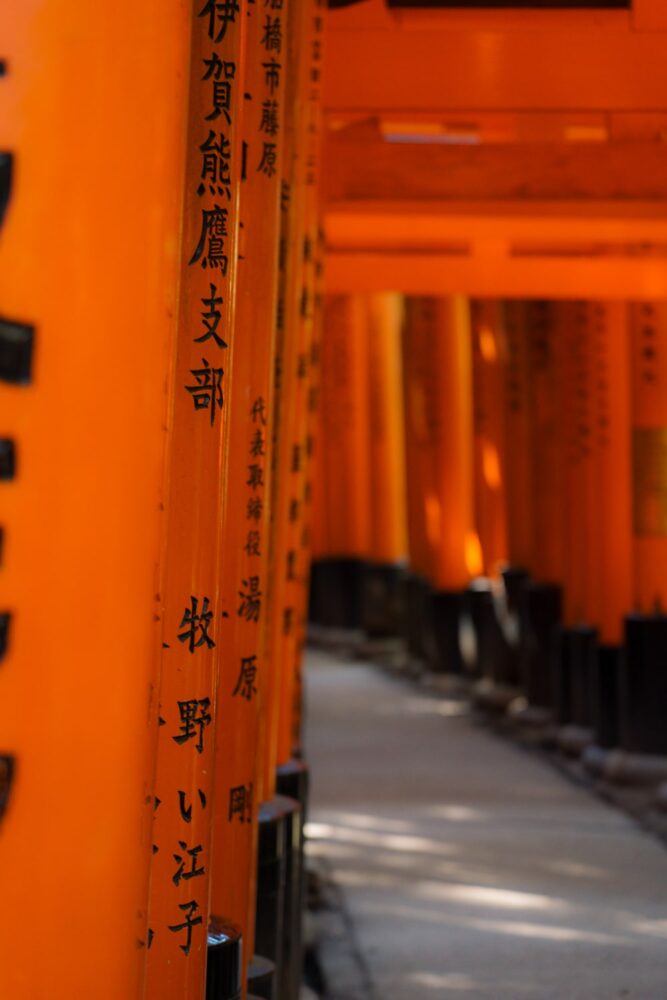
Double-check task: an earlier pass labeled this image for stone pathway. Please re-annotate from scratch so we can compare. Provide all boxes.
[304,648,667,1000]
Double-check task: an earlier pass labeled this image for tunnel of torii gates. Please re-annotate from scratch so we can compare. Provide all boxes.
[2,0,667,998]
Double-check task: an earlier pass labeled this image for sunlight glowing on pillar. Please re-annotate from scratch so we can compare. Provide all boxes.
[482,440,502,490]
[478,325,497,362]
[425,492,441,548]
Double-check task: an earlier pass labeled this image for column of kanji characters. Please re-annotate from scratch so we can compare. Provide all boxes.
[145,3,246,998]
[260,0,313,810]
[275,0,326,770]
[209,0,287,989]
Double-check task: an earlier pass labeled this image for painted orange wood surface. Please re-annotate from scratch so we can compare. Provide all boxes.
[470,300,508,579]
[209,0,286,980]
[629,302,667,614]
[592,304,633,644]
[0,2,192,997]
[402,301,434,583]
[366,293,408,567]
[404,297,477,592]
[526,303,566,588]
[260,0,313,797]
[145,5,245,997]
[503,301,535,572]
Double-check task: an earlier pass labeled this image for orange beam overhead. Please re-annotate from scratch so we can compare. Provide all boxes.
[325,250,667,301]
[323,0,667,113]
[325,203,667,298]
[326,201,667,248]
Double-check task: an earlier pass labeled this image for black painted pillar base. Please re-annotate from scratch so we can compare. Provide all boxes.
[519,582,562,709]
[361,561,406,639]
[401,573,432,666]
[255,798,289,991]
[501,566,530,617]
[465,583,513,685]
[501,566,529,687]
[553,624,597,727]
[273,793,302,1000]
[307,557,366,631]
[591,643,622,750]
[429,589,466,675]
[247,955,275,1000]
[276,759,310,1000]
[206,919,242,1000]
[276,758,309,821]
[620,613,667,755]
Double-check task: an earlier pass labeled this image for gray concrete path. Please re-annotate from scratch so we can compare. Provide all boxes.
[304,648,667,1000]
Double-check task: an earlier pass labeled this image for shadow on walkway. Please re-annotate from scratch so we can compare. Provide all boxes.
[304,648,667,1000]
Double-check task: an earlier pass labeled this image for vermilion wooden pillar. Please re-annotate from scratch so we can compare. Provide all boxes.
[401,297,436,662]
[208,1,287,994]
[629,302,667,615]
[404,297,476,675]
[261,0,312,806]
[552,301,600,734]
[587,304,633,752]
[275,0,326,772]
[519,302,565,710]
[316,294,371,629]
[470,299,509,580]
[467,300,511,687]
[145,5,246,999]
[527,302,566,592]
[363,293,408,638]
[0,2,192,997]
[593,305,633,647]
[559,301,598,631]
[503,301,535,578]
[618,302,667,756]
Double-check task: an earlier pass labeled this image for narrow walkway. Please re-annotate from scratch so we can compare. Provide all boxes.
[304,648,667,1000]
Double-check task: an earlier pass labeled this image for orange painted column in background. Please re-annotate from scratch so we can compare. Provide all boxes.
[558,302,599,627]
[504,300,534,571]
[503,301,534,573]
[318,295,371,563]
[526,302,566,588]
[591,304,633,644]
[145,5,245,998]
[209,0,286,983]
[402,300,435,584]
[277,0,326,764]
[629,302,667,614]
[366,293,408,568]
[470,300,508,579]
[405,297,477,593]
[0,2,192,997]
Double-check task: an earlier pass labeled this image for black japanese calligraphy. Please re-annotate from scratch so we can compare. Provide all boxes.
[172,698,212,754]
[196,284,227,349]
[199,0,239,44]
[177,596,215,653]
[168,900,202,956]
[185,358,224,425]
[228,782,253,822]
[172,842,205,886]
[237,577,262,623]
